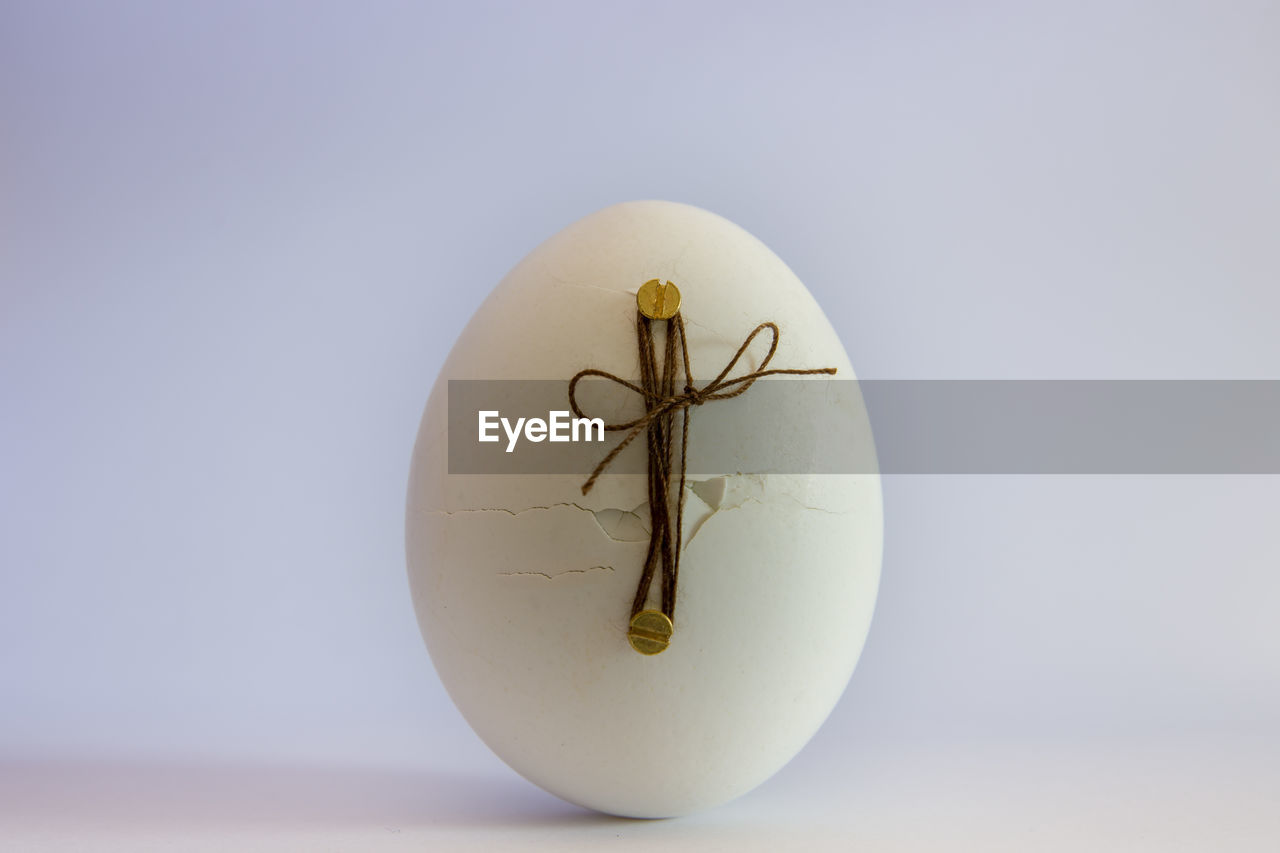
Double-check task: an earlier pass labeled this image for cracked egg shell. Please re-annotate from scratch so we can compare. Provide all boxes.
[406,200,882,818]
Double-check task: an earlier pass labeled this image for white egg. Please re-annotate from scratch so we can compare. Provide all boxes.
[406,200,882,817]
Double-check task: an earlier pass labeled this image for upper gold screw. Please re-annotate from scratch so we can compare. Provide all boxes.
[636,279,681,320]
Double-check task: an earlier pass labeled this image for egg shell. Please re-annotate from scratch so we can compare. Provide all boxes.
[406,200,882,817]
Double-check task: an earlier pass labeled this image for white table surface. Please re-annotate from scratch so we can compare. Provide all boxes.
[4,733,1276,852]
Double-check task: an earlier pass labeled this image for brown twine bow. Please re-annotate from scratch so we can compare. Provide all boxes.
[568,310,837,628]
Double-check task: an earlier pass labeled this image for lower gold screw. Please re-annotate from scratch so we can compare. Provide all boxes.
[627,609,673,655]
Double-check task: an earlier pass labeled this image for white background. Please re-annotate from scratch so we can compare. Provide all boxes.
[2,1,1278,849]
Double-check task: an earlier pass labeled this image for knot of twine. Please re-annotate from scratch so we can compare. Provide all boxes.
[568,310,837,627]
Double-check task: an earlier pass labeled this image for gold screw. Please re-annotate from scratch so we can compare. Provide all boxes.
[636,279,681,320]
[627,609,673,655]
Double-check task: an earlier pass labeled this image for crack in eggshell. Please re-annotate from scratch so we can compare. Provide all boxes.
[497,566,615,580]
[589,504,649,542]
[425,502,643,545]
[423,474,859,585]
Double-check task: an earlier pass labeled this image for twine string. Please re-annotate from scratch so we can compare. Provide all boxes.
[568,310,837,623]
